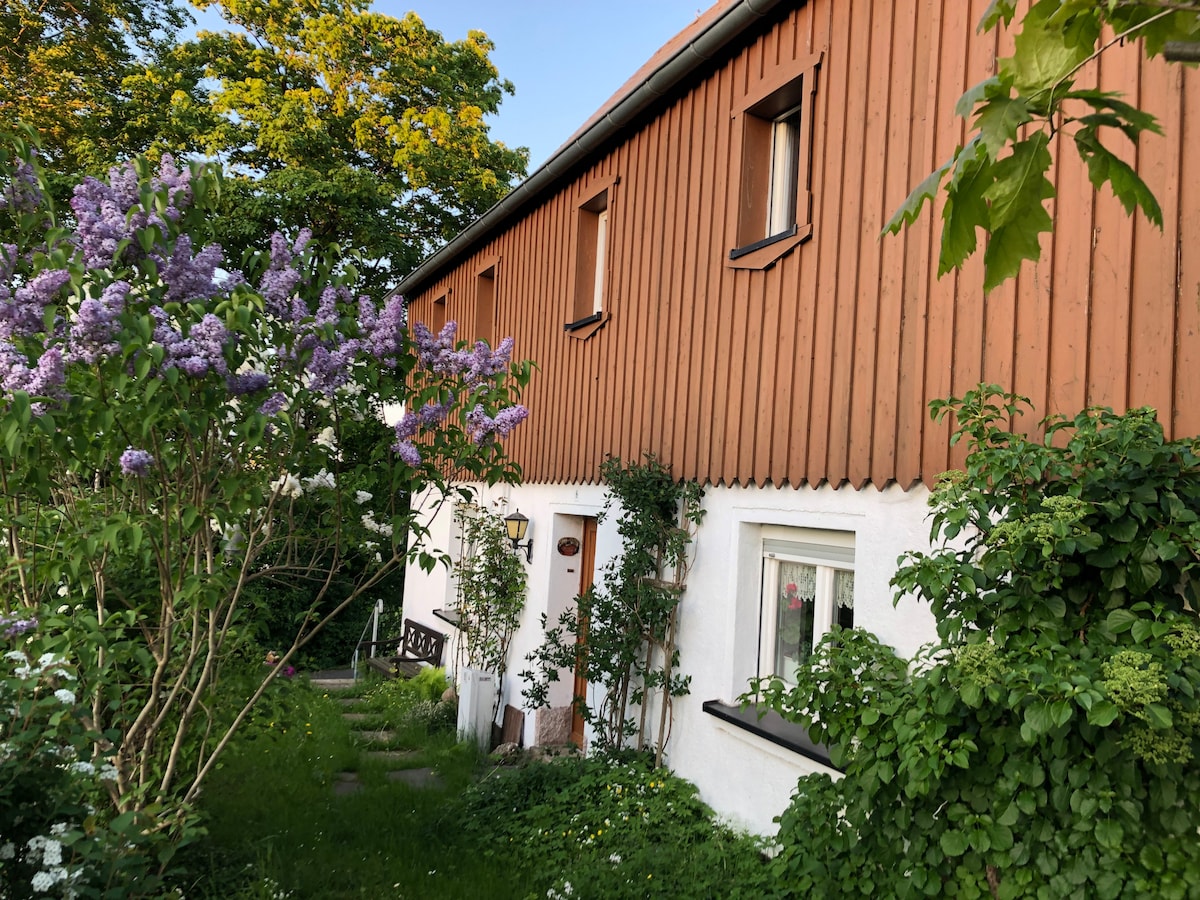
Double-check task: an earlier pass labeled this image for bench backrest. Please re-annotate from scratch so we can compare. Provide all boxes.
[401,618,446,665]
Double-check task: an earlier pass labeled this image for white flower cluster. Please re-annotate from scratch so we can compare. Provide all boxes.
[24,833,79,895]
[303,469,335,491]
[360,512,392,538]
[4,651,74,683]
[270,472,303,499]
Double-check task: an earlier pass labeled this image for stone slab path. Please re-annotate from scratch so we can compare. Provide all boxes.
[309,669,442,798]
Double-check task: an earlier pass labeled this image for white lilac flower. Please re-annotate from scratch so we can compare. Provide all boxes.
[0,841,14,859]
[54,689,75,705]
[49,824,67,836]
[99,763,118,781]
[270,473,303,499]
[354,490,372,504]
[302,469,335,491]
[69,761,95,775]
[314,426,337,450]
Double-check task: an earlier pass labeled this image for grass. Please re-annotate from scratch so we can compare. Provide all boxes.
[173,673,768,900]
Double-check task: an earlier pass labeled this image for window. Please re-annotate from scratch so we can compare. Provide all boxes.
[475,258,498,346]
[759,529,854,684]
[432,292,447,334]
[566,175,618,339]
[728,53,822,270]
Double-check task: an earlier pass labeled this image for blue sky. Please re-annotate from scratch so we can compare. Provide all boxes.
[377,2,708,169]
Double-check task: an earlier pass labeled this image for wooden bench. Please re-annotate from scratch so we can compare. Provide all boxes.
[358,618,446,679]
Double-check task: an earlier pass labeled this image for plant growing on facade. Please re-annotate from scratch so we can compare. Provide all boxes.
[0,134,530,850]
[452,501,527,712]
[748,386,1200,898]
[522,455,704,763]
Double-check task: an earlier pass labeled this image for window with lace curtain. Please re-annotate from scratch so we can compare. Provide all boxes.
[758,530,854,684]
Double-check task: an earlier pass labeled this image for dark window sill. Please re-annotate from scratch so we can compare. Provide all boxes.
[726,223,812,271]
[563,312,608,341]
[702,700,838,770]
[564,312,603,332]
[433,608,461,628]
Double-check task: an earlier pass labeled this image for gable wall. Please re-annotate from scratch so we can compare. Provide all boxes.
[406,0,1200,489]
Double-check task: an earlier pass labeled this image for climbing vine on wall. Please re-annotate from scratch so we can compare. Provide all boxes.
[453,502,527,714]
[522,455,705,763]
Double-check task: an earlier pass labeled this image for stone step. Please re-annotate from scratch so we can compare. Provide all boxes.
[351,729,397,745]
[362,749,419,764]
[386,767,442,790]
[341,712,372,723]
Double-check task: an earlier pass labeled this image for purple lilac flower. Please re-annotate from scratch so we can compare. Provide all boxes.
[0,269,71,340]
[70,156,193,269]
[227,371,271,395]
[153,310,231,377]
[162,235,226,303]
[304,341,360,396]
[0,161,43,213]
[314,286,344,329]
[394,440,421,467]
[1,614,38,638]
[68,281,128,363]
[393,412,418,443]
[259,392,288,416]
[412,321,459,373]
[465,403,528,445]
[119,447,155,476]
[461,337,514,387]
[259,231,309,318]
[360,295,406,366]
[0,345,66,412]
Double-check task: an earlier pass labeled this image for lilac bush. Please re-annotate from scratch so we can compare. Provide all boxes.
[0,137,532,853]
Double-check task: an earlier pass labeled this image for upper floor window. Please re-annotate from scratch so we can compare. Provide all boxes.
[475,258,498,346]
[728,53,822,271]
[566,174,618,340]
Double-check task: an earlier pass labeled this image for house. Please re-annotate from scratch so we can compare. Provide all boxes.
[395,0,1200,834]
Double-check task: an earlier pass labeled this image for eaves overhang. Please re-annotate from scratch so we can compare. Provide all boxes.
[394,0,788,299]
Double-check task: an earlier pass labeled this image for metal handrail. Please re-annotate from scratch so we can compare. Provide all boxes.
[351,599,385,681]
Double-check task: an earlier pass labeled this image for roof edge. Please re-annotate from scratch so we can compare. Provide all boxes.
[395,0,787,299]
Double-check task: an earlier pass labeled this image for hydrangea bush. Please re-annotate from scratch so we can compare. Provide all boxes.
[0,131,530,858]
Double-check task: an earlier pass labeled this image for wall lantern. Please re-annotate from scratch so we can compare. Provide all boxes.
[503,510,533,562]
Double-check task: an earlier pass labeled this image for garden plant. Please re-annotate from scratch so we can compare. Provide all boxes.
[523,454,704,760]
[0,131,530,894]
[750,386,1200,898]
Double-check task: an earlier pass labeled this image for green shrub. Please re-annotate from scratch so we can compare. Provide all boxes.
[751,388,1200,898]
[451,752,768,899]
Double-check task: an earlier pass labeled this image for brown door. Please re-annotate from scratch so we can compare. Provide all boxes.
[570,518,597,748]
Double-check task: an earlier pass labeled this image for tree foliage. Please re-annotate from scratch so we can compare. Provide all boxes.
[1,0,527,293]
[0,134,530,867]
[885,1,1200,291]
[750,387,1200,898]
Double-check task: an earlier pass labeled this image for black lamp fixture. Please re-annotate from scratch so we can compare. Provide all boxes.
[503,509,533,562]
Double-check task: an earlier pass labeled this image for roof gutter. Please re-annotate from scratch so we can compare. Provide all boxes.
[395,0,787,298]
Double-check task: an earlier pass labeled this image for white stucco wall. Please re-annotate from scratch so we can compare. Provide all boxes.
[402,479,939,836]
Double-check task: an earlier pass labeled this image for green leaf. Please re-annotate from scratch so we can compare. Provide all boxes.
[1074,130,1163,227]
[1144,703,1173,729]
[938,140,992,275]
[940,829,970,857]
[1106,609,1138,633]
[976,96,1032,160]
[1087,700,1119,727]
[981,133,1055,290]
[883,160,951,236]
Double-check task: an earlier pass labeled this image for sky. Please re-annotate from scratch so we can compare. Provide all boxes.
[375,2,710,170]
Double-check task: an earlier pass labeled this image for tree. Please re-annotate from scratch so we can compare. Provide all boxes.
[750,387,1200,898]
[2,0,528,293]
[0,0,189,176]
[885,1,1200,291]
[0,135,531,878]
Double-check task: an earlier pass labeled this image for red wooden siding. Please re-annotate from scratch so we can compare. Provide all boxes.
[405,0,1200,490]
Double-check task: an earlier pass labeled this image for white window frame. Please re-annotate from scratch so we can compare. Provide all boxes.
[592,207,608,315]
[758,528,855,684]
[766,105,802,238]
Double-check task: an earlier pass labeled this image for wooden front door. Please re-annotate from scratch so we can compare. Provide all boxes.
[570,517,597,748]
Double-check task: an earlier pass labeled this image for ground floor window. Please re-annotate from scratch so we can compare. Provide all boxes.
[759,529,854,683]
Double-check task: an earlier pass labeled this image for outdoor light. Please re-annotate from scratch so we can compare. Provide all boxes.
[503,510,533,562]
